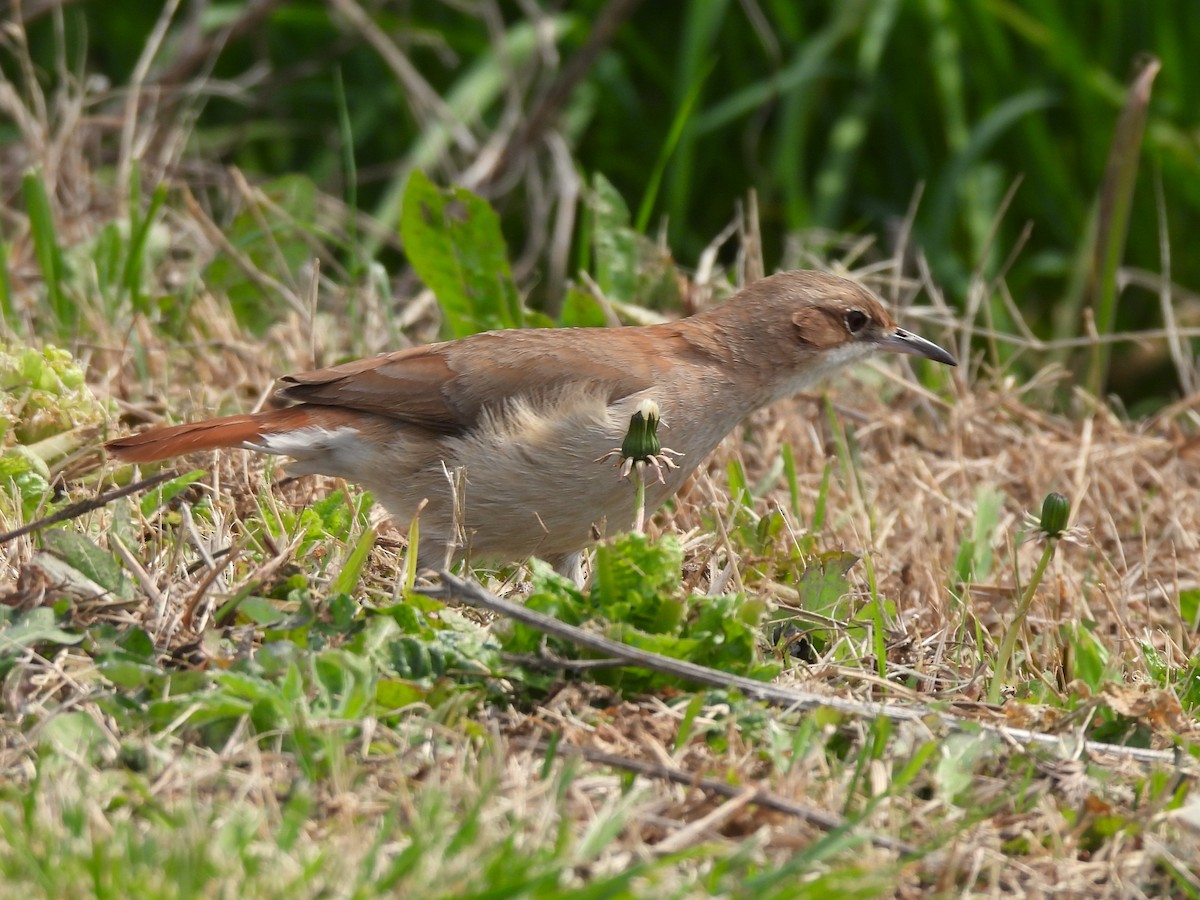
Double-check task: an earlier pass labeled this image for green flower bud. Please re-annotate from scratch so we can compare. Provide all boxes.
[620,400,662,463]
[1038,492,1070,538]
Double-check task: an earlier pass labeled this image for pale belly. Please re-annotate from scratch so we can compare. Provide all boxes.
[362,387,733,565]
[273,383,741,568]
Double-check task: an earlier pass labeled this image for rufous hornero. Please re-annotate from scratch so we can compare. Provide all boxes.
[107,270,957,581]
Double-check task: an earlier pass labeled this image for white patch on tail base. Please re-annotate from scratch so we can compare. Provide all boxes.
[252,425,372,478]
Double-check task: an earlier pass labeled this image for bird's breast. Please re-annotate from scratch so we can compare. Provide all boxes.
[435,384,729,556]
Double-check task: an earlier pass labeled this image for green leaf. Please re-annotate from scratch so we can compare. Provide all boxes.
[509,533,778,693]
[0,448,51,519]
[0,608,81,658]
[37,711,108,759]
[934,733,987,804]
[796,551,859,619]
[121,179,169,314]
[1067,623,1111,690]
[1179,590,1200,630]
[329,527,376,596]
[0,343,108,445]
[0,239,14,329]
[41,529,133,600]
[236,596,291,627]
[98,659,166,690]
[558,286,607,328]
[954,484,1004,584]
[592,173,638,300]
[399,170,522,337]
[328,593,358,632]
[375,678,428,711]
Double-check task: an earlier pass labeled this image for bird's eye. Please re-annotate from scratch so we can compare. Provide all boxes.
[845,310,868,333]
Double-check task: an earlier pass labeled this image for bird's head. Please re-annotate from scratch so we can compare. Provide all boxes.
[706,270,957,402]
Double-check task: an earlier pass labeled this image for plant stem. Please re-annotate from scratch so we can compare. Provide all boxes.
[633,468,646,533]
[988,538,1057,704]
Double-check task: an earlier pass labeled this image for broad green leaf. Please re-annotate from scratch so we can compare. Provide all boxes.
[399,170,522,337]
[592,173,637,300]
[934,733,987,804]
[558,285,607,328]
[0,448,51,519]
[1179,589,1200,629]
[237,596,291,627]
[203,174,318,333]
[376,678,428,711]
[98,659,166,690]
[796,551,859,618]
[0,607,81,657]
[36,711,108,758]
[42,529,134,600]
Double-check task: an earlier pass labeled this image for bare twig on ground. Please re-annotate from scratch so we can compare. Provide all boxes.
[422,570,1197,771]
[522,738,917,855]
[0,470,177,545]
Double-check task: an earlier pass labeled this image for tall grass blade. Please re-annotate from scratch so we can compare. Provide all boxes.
[121,181,168,315]
[927,89,1055,273]
[634,68,709,234]
[333,66,360,274]
[1085,56,1160,396]
[0,239,13,332]
[665,0,731,234]
[21,169,69,328]
[811,0,900,226]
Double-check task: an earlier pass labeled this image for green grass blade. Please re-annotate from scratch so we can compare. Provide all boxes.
[781,442,800,519]
[766,10,859,229]
[333,66,360,274]
[926,89,1055,271]
[857,551,889,681]
[330,526,376,597]
[811,0,901,226]
[120,181,168,315]
[664,0,731,235]
[1085,57,1160,396]
[813,461,831,532]
[21,169,69,328]
[0,239,13,332]
[634,67,710,234]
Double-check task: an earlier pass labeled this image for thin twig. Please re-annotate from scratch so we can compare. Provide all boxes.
[488,0,643,182]
[0,469,177,545]
[421,571,1198,770]
[117,0,181,211]
[154,0,282,88]
[522,738,916,856]
[329,0,476,152]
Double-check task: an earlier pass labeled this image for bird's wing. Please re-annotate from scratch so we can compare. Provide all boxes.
[276,329,667,435]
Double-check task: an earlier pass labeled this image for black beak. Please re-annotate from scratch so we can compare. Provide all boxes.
[878,328,957,366]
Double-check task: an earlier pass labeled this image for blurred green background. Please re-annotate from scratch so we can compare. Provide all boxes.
[6,0,1199,402]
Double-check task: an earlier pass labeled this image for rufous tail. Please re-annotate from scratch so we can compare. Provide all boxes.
[106,407,320,463]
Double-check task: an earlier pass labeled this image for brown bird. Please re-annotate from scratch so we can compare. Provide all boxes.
[107,270,956,580]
